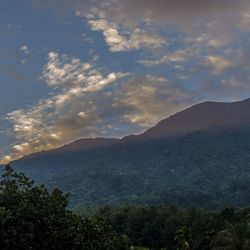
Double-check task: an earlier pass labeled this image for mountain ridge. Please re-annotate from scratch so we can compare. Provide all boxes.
[8,98,250,209]
[16,98,250,159]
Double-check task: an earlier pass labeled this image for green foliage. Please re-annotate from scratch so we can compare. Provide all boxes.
[91,204,250,250]
[0,166,127,250]
[2,166,250,250]
[212,221,250,250]
[175,226,192,250]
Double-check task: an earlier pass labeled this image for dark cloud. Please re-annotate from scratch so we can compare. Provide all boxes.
[32,0,250,32]
[118,0,249,20]
[97,0,249,35]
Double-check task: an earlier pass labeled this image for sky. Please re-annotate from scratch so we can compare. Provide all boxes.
[1,0,250,163]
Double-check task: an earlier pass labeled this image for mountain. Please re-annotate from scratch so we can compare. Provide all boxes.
[130,98,250,139]
[27,138,120,157]
[9,98,250,209]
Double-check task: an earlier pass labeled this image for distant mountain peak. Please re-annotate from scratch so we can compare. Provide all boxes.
[59,138,120,151]
[139,98,250,139]
[15,98,250,159]
[11,98,250,209]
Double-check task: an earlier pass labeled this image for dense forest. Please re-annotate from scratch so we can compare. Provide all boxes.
[1,166,250,250]
[12,128,250,209]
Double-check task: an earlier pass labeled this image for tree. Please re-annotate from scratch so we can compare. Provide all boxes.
[212,221,250,250]
[0,165,127,250]
[175,226,192,250]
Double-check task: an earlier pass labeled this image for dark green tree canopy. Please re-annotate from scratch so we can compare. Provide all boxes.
[0,165,126,250]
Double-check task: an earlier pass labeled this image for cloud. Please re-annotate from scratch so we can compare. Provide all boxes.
[20,45,30,55]
[195,33,227,47]
[204,55,234,75]
[1,52,196,163]
[197,76,250,102]
[140,49,191,66]
[33,0,250,55]
[43,51,128,91]
[114,0,250,26]
[222,77,250,90]
[0,52,128,163]
[86,18,165,52]
[95,0,250,51]
[72,0,250,62]
[203,49,245,75]
[33,0,250,35]
[1,155,12,164]
[113,75,193,128]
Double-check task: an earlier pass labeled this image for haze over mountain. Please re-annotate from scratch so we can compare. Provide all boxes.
[9,98,250,208]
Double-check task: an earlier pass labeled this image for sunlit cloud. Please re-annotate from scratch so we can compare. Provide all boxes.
[113,75,193,128]
[204,55,234,75]
[0,52,129,163]
[1,51,196,163]
[87,18,165,52]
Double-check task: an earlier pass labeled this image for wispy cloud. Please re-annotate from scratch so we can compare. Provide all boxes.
[87,18,165,52]
[20,45,30,55]
[0,52,129,163]
[139,49,191,66]
[204,55,234,75]
[113,75,193,128]
[1,52,196,163]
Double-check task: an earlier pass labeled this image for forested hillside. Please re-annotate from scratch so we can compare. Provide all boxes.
[9,99,250,209]
[1,166,250,250]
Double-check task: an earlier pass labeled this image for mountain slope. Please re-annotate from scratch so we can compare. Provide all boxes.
[134,98,250,139]
[9,98,250,209]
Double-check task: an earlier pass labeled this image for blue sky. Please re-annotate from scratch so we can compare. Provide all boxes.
[1,0,250,163]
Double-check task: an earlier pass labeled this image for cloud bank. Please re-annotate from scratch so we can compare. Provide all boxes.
[1,52,128,162]
[1,52,192,163]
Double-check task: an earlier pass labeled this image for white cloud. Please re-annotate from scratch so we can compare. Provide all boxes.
[1,51,196,163]
[20,45,30,54]
[1,52,129,163]
[87,18,165,52]
[1,155,12,164]
[204,55,234,75]
[43,52,128,93]
[207,39,226,47]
